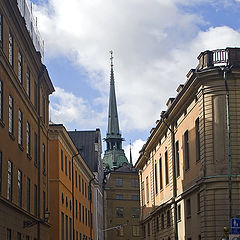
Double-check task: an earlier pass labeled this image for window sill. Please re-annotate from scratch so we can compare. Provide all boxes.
[9,132,15,141]
[0,119,5,128]
[18,144,24,152]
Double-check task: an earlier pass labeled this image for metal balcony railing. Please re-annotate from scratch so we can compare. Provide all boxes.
[213,49,228,65]
[17,0,44,62]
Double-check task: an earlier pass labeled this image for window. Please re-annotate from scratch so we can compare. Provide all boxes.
[42,96,45,123]
[0,151,2,194]
[26,67,31,98]
[18,170,22,207]
[197,193,200,213]
[156,216,159,232]
[116,207,124,218]
[184,130,190,170]
[18,110,23,145]
[61,150,63,171]
[131,178,138,187]
[165,150,169,185]
[132,195,139,200]
[155,163,158,194]
[186,198,191,218]
[34,132,38,166]
[167,210,171,227]
[17,232,21,240]
[159,157,163,190]
[7,229,11,240]
[76,231,78,240]
[7,160,13,201]
[34,81,37,109]
[18,52,23,83]
[26,122,30,155]
[76,200,78,219]
[177,204,181,221]
[9,33,13,66]
[79,175,81,192]
[82,179,84,195]
[82,205,84,224]
[85,182,87,197]
[141,181,145,206]
[27,177,30,212]
[66,196,68,208]
[42,144,46,174]
[69,161,71,180]
[116,194,123,200]
[61,192,64,204]
[195,118,200,162]
[0,12,2,48]
[61,212,64,240]
[146,176,149,203]
[43,191,46,218]
[85,208,87,225]
[79,202,81,221]
[66,215,68,240]
[147,222,150,236]
[69,217,72,240]
[175,141,180,177]
[9,95,13,134]
[34,184,37,216]
[0,80,3,120]
[143,225,146,238]
[132,225,140,237]
[26,236,30,240]
[115,178,123,186]
[132,207,139,218]
[161,213,164,229]
[75,170,77,187]
[65,156,67,175]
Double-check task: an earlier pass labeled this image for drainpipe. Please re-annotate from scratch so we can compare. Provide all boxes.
[37,66,46,240]
[89,176,96,240]
[161,114,178,240]
[221,66,232,228]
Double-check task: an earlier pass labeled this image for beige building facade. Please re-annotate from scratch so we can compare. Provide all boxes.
[136,48,240,240]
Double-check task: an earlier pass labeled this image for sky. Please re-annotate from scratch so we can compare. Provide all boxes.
[31,0,240,164]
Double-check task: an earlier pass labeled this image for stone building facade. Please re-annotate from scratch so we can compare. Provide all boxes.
[135,48,240,240]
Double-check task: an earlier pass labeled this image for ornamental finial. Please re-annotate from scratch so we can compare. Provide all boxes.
[110,50,114,67]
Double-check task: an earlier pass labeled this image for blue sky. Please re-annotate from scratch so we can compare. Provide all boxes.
[32,0,240,163]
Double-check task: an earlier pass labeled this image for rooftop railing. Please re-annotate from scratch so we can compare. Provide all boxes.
[213,49,228,65]
[17,0,44,62]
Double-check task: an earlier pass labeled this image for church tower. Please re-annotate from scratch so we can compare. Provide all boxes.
[103,51,129,170]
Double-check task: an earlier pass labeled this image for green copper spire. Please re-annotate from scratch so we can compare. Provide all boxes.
[103,51,129,170]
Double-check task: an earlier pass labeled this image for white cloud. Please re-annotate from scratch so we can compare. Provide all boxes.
[34,0,240,134]
[123,139,146,165]
[50,87,105,130]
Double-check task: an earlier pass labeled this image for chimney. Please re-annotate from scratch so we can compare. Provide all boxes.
[197,50,213,69]
[226,48,240,67]
[176,84,184,93]
[166,98,175,109]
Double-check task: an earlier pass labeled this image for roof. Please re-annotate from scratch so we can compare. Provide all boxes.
[68,129,101,172]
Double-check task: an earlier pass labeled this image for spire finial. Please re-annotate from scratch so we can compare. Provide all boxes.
[110,50,114,67]
[130,140,133,165]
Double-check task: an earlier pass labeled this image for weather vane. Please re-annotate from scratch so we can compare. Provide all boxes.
[110,50,114,67]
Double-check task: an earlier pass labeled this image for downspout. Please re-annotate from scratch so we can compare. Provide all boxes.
[37,65,46,240]
[221,66,232,227]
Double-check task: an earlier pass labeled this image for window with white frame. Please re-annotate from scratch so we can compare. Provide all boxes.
[9,33,13,66]
[9,95,13,134]
[18,52,23,83]
[18,109,23,145]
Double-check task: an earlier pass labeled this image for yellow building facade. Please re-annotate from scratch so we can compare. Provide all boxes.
[49,124,95,240]
[136,48,240,240]
[104,166,141,240]
[0,0,54,239]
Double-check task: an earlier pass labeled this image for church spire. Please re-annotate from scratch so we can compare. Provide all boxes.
[106,51,121,139]
[103,51,129,170]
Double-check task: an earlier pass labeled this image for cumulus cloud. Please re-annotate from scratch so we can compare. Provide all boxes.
[50,87,105,130]
[33,0,240,133]
[123,139,146,165]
